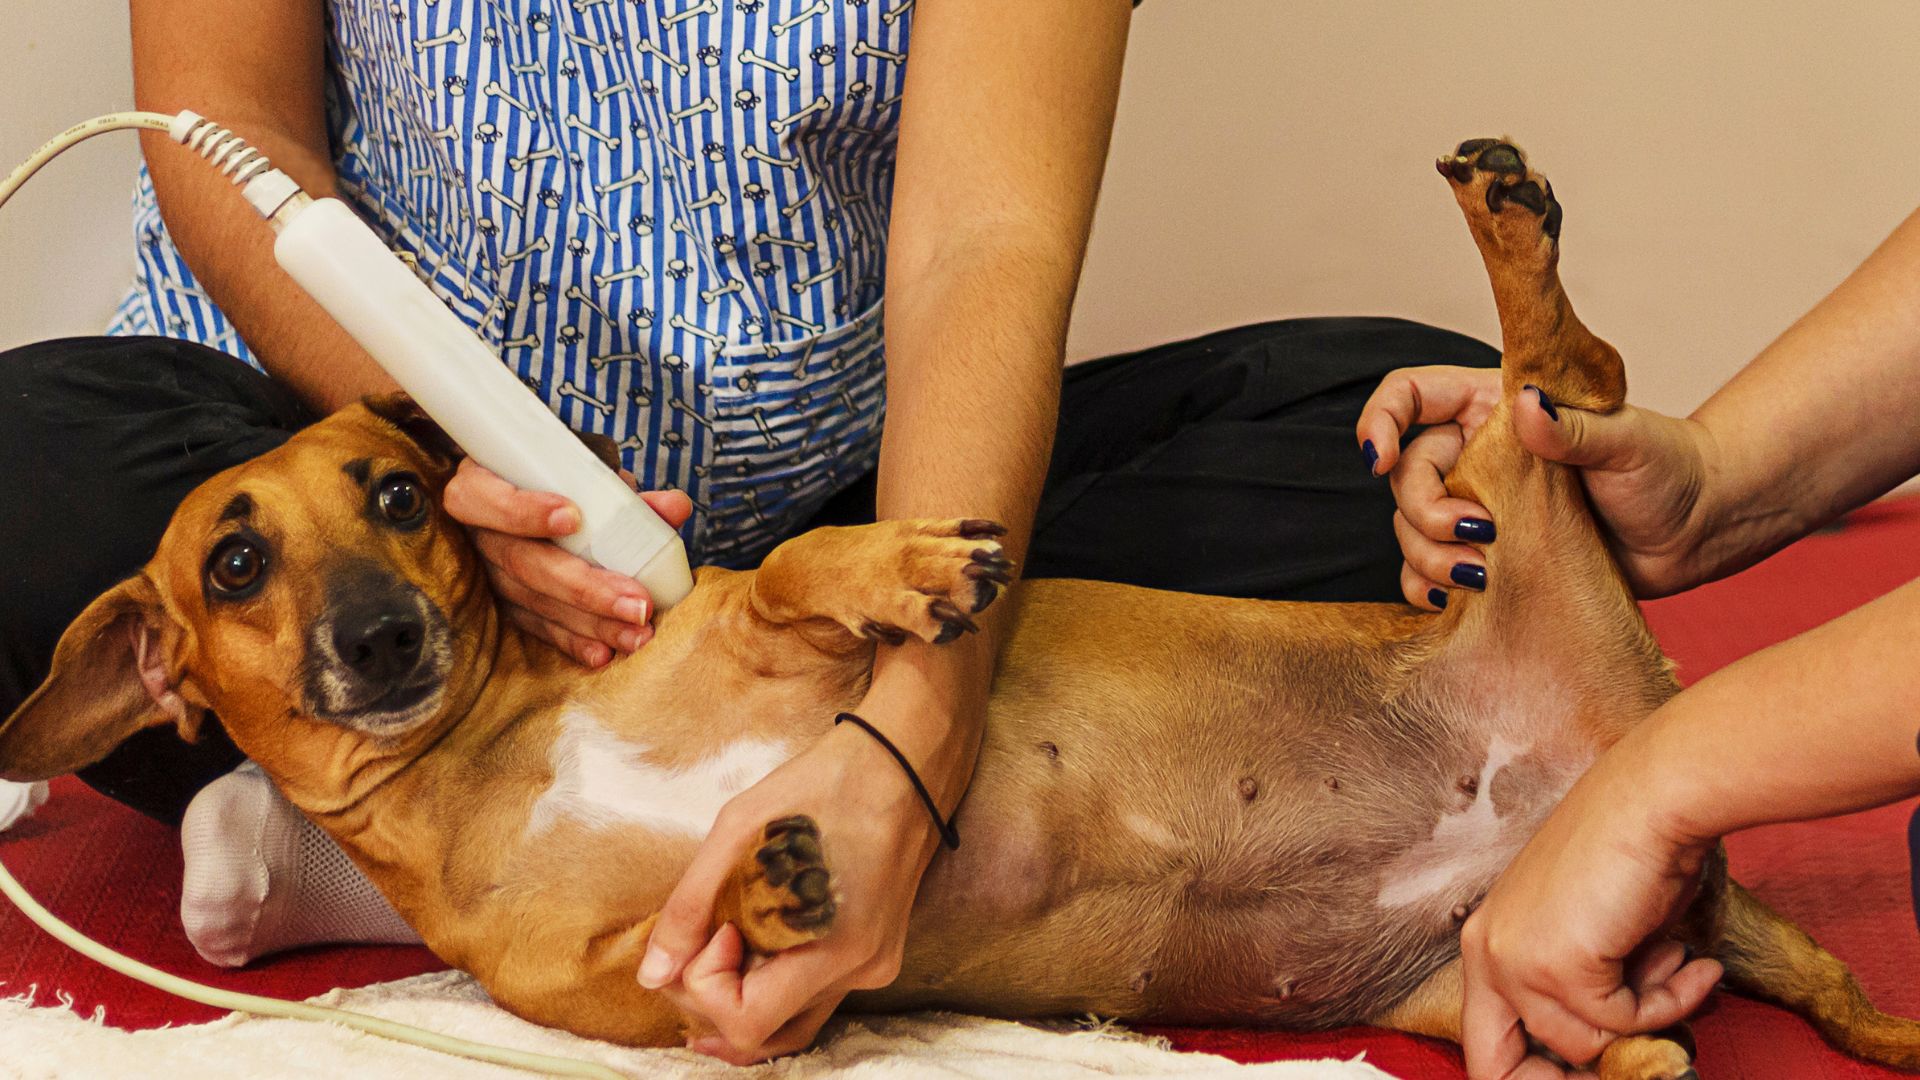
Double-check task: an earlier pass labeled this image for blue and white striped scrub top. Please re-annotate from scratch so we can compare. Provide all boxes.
[110,0,912,567]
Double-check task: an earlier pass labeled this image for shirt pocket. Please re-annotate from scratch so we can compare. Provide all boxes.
[695,298,886,565]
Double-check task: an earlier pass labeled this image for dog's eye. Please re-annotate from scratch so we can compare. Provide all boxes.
[376,472,427,525]
[207,537,267,597]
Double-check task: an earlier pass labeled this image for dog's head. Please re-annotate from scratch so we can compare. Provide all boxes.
[0,394,490,803]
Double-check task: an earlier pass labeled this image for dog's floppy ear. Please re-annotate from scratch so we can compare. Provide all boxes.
[0,574,199,782]
[362,392,464,470]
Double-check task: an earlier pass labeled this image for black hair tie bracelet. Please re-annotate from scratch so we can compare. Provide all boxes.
[834,711,960,850]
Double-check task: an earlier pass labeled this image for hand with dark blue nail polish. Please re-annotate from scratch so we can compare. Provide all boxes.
[1455,518,1496,543]
[1451,563,1487,591]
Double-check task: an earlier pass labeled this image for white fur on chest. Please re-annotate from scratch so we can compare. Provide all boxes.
[525,709,789,839]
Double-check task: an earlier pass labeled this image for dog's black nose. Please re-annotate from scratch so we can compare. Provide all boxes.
[333,609,425,683]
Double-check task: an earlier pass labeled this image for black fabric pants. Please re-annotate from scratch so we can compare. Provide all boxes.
[0,317,1497,824]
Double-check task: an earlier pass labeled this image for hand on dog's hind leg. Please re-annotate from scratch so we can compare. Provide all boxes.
[180,763,419,965]
[750,519,1013,647]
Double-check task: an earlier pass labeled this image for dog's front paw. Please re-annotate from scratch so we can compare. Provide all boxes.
[856,519,1014,647]
[736,815,836,953]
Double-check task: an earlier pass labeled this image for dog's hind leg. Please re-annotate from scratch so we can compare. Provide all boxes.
[1713,878,1920,1069]
[1427,140,1677,745]
[1372,961,1700,1080]
[1436,139,1625,412]
[748,519,1013,647]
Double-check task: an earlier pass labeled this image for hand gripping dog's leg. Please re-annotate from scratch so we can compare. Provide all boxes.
[1371,961,1701,1080]
[748,519,1013,649]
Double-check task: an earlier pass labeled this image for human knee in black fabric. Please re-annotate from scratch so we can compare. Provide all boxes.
[0,336,312,824]
[1029,317,1500,602]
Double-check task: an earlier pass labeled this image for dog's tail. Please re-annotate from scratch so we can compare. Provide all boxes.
[1717,877,1920,1069]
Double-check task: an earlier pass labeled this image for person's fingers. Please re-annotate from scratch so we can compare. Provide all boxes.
[695,942,857,1052]
[1401,562,1452,611]
[1395,512,1487,596]
[688,995,839,1064]
[672,921,747,1014]
[1391,424,1495,545]
[1623,941,1686,994]
[487,563,655,655]
[1356,365,1504,476]
[1583,956,1723,1035]
[1463,974,1565,1080]
[442,459,580,538]
[641,488,695,529]
[1506,995,1615,1071]
[1512,387,1656,474]
[639,810,760,990]
[501,604,610,667]
[468,528,655,628]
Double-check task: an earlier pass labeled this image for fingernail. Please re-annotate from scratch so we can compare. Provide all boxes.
[618,629,643,653]
[613,596,650,624]
[548,506,582,534]
[1427,587,1450,611]
[1451,563,1488,591]
[584,642,612,667]
[1454,517,1496,543]
[1524,384,1560,422]
[1362,440,1380,475]
[638,945,673,988]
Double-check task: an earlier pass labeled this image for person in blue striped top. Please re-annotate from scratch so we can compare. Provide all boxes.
[0,0,1497,1060]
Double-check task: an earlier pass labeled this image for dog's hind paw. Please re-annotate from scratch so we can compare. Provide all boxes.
[1437,138,1562,251]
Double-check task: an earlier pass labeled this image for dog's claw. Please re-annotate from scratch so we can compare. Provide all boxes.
[861,620,909,646]
[958,519,1008,540]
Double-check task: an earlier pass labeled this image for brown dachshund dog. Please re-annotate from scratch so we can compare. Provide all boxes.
[4,141,1917,1080]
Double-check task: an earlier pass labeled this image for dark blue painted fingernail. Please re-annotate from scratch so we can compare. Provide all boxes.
[1362,439,1380,475]
[1451,563,1487,591]
[1427,587,1449,610]
[1907,797,1920,935]
[1524,384,1560,421]
[1454,518,1496,543]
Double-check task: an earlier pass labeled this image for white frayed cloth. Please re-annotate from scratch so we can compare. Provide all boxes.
[0,970,1398,1080]
[0,780,48,833]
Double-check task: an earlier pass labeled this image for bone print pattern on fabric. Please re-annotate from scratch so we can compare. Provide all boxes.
[111,0,912,566]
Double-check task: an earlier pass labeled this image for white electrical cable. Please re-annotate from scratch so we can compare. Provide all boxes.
[0,855,624,1080]
[0,111,633,1080]
[0,111,174,211]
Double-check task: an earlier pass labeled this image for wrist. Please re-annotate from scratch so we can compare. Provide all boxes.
[1607,705,1733,853]
[857,635,992,813]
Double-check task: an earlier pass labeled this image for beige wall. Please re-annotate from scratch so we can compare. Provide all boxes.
[1074,1,1920,416]
[5,2,1918,418]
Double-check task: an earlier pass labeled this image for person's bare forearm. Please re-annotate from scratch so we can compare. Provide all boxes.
[865,0,1130,807]
[1620,576,1920,846]
[1689,207,1920,577]
[133,0,395,414]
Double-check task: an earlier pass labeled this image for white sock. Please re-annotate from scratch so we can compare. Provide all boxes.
[179,762,421,967]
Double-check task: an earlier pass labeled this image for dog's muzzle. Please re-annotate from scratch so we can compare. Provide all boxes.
[301,571,451,734]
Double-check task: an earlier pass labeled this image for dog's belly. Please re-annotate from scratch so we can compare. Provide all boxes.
[863,581,1597,1028]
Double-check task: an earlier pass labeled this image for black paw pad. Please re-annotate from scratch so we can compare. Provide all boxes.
[1455,137,1499,158]
[755,816,835,930]
[1477,143,1525,174]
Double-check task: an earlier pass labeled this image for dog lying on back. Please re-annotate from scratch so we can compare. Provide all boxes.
[5,141,1918,1080]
